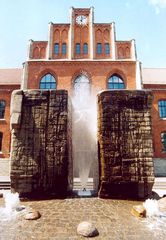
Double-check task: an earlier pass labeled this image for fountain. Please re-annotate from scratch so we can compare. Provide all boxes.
[0,191,22,221]
[143,199,160,217]
[72,75,97,195]
[10,89,154,199]
[0,191,41,221]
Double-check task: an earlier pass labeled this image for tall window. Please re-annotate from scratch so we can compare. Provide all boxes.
[54,43,59,54]
[74,74,90,102]
[161,132,166,152]
[97,43,102,54]
[0,100,5,119]
[158,100,166,118]
[76,43,81,54]
[39,74,56,89]
[105,43,110,54]
[62,43,67,55]
[108,75,125,89]
[0,132,3,152]
[83,43,88,54]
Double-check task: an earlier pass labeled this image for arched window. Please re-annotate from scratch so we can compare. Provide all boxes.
[76,43,81,54]
[0,132,3,151]
[158,100,166,118]
[74,74,90,101]
[108,74,125,89]
[105,43,110,54]
[83,43,88,54]
[97,43,102,54]
[54,43,59,54]
[74,74,90,92]
[62,43,67,55]
[0,100,5,119]
[161,132,166,152]
[39,74,56,89]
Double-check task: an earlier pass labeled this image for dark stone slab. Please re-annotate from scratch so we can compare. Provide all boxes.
[10,90,72,198]
[97,90,155,199]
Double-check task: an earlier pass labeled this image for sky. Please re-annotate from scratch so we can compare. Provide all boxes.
[0,0,166,68]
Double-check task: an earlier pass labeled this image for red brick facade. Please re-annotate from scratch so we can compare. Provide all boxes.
[26,61,137,92]
[0,85,20,158]
[22,7,137,97]
[151,90,166,158]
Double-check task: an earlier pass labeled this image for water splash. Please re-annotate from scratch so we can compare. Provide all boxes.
[72,75,97,190]
[143,199,166,231]
[0,191,23,221]
[143,199,160,217]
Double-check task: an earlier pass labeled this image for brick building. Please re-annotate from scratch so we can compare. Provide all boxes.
[0,69,22,158]
[0,7,166,175]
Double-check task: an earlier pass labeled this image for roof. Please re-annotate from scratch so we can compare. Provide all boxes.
[142,68,166,85]
[0,68,22,85]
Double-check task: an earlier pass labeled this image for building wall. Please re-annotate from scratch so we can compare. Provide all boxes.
[52,25,70,59]
[29,7,134,62]
[31,41,47,59]
[0,7,166,165]
[26,60,137,92]
[143,84,166,89]
[0,85,20,158]
[152,90,166,159]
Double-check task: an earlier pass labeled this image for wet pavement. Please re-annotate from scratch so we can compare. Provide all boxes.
[0,196,166,240]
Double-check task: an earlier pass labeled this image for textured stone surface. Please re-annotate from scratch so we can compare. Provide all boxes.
[10,90,72,197]
[77,221,99,237]
[98,90,155,199]
[10,90,23,129]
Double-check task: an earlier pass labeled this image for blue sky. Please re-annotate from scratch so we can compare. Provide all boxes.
[0,0,166,68]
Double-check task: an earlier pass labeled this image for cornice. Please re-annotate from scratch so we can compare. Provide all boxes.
[27,59,136,67]
[94,23,112,27]
[52,24,70,28]
[74,9,90,14]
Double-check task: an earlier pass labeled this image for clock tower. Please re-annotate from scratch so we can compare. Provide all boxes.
[69,7,94,59]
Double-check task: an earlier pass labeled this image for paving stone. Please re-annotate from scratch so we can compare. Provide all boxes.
[0,197,166,239]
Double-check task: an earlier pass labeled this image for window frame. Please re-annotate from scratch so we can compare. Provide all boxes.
[62,43,67,55]
[83,43,88,54]
[39,73,56,90]
[161,132,166,152]
[73,74,91,96]
[54,43,59,54]
[0,100,6,119]
[97,43,102,54]
[108,74,125,89]
[158,100,166,119]
[76,43,81,55]
[0,132,3,152]
[105,43,110,54]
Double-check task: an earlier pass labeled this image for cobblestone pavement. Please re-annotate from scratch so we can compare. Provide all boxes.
[0,197,166,240]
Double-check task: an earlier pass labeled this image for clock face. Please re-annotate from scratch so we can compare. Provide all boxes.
[76,15,87,25]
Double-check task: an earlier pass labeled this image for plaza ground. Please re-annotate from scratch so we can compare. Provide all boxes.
[1,159,166,239]
[0,196,166,240]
